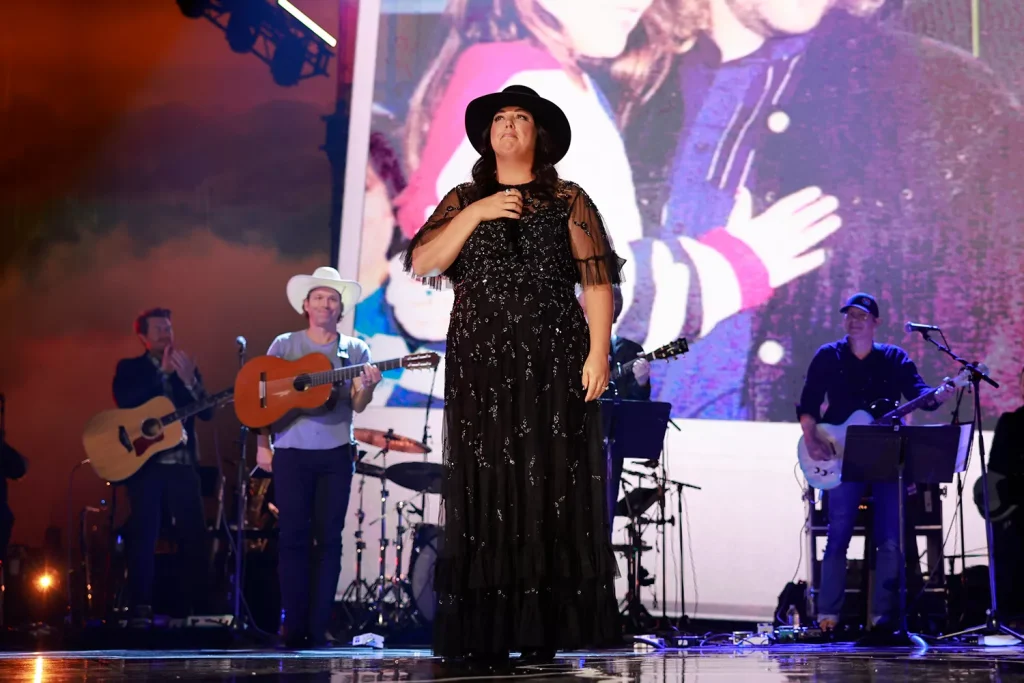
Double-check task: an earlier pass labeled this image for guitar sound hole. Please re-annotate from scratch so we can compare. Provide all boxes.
[141,418,162,439]
[293,375,312,392]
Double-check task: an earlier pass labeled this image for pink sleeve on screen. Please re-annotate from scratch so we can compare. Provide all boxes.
[395,41,560,237]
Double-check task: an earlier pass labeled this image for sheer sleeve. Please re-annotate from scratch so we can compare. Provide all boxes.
[566,183,626,287]
[401,184,467,289]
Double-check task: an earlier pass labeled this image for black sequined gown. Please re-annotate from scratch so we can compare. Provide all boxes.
[404,179,623,656]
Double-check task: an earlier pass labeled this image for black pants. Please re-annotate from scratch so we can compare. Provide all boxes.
[274,445,355,641]
[124,462,208,615]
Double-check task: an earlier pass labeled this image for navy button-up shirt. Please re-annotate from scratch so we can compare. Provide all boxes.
[796,337,937,425]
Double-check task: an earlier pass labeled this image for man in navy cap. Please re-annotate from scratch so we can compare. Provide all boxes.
[797,292,953,632]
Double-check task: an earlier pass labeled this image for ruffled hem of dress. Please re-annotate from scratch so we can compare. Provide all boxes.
[432,576,621,655]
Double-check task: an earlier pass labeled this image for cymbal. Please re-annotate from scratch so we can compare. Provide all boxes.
[355,461,386,479]
[386,461,444,495]
[354,428,431,454]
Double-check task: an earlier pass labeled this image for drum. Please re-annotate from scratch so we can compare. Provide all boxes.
[408,524,443,622]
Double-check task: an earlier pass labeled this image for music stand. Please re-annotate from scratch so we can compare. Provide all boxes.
[599,399,670,527]
[842,423,968,645]
[599,399,670,632]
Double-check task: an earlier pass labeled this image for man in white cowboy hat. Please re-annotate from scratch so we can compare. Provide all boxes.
[256,266,382,648]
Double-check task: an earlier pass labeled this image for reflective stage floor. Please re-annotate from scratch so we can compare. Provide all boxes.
[2,645,1024,682]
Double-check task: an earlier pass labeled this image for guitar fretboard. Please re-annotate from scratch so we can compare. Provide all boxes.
[160,388,235,426]
[877,377,956,424]
[610,356,645,382]
[304,358,406,388]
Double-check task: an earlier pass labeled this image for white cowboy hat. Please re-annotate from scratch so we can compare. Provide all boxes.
[286,266,362,317]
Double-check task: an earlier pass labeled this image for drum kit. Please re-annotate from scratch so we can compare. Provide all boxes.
[243,426,443,632]
[339,427,444,632]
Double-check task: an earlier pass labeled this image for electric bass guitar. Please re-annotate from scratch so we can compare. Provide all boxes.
[610,337,689,381]
[233,351,441,428]
[797,367,971,490]
[83,388,235,482]
[974,471,1022,523]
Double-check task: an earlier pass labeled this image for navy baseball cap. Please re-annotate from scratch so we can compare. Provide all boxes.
[840,292,879,318]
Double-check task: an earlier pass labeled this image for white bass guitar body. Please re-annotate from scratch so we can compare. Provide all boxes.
[797,410,874,490]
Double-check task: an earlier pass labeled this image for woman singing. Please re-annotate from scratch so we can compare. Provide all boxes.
[405,85,621,668]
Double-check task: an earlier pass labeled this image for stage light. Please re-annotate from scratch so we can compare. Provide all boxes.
[36,573,54,591]
[278,0,337,48]
[176,0,209,19]
[226,3,261,54]
[271,36,306,87]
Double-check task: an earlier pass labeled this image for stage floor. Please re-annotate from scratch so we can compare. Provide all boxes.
[2,644,1024,682]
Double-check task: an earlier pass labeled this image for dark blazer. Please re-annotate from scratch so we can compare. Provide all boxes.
[604,336,652,401]
[626,11,1024,423]
[112,353,214,466]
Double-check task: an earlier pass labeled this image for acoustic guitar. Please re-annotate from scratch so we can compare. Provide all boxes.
[233,351,441,428]
[610,337,689,381]
[83,388,235,482]
[797,367,971,490]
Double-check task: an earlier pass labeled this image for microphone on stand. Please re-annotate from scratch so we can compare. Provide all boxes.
[235,336,247,353]
[905,322,941,334]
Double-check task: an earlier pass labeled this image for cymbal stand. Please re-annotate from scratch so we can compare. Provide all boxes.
[370,443,393,627]
[617,476,654,632]
[388,500,422,630]
[339,473,373,611]
[624,466,701,631]
[393,502,409,592]
[420,363,440,520]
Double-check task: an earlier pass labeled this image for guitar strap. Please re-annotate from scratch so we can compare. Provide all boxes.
[324,341,351,411]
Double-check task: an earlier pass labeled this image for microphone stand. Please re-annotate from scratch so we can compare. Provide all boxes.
[232,339,249,631]
[949,384,969,605]
[917,331,1021,643]
[920,332,974,590]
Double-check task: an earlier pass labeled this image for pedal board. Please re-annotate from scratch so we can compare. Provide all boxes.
[171,614,234,628]
[774,626,831,644]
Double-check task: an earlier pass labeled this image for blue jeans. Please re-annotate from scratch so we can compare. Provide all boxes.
[274,445,355,642]
[818,481,900,623]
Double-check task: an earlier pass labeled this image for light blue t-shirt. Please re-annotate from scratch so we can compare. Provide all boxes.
[267,330,370,450]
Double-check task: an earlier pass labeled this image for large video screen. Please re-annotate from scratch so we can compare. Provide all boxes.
[337,0,1024,619]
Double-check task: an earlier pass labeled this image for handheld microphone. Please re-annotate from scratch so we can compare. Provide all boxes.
[235,336,247,352]
[905,322,941,334]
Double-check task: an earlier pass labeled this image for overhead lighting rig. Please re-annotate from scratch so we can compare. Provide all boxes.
[176,0,336,87]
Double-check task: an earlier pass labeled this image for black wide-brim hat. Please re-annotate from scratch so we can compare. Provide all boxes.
[464,85,571,164]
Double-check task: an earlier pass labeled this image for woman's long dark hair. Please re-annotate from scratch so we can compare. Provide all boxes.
[466,120,561,203]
